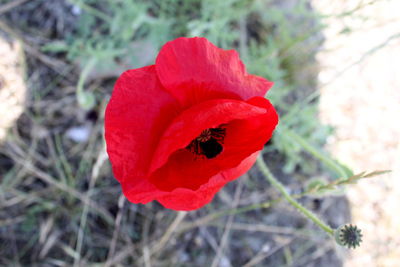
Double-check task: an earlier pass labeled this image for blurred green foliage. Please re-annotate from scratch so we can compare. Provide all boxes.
[43,0,348,177]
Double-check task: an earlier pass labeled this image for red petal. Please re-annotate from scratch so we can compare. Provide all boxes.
[155,37,273,106]
[105,65,180,199]
[122,152,259,210]
[149,97,278,192]
[157,152,259,210]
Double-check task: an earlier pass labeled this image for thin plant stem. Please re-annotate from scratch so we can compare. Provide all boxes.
[256,156,335,236]
[77,57,97,95]
[279,126,349,179]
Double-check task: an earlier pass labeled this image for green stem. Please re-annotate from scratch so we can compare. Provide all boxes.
[280,126,349,179]
[256,156,334,236]
[77,58,97,94]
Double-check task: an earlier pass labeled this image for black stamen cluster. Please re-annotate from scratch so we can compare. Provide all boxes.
[186,127,226,159]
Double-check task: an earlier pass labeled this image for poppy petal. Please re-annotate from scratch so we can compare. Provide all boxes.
[156,152,259,210]
[105,65,180,194]
[149,97,278,192]
[122,152,259,210]
[155,37,273,106]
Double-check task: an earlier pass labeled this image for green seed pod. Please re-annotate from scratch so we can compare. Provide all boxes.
[334,224,363,249]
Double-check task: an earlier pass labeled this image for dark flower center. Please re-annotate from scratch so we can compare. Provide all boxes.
[186,127,226,159]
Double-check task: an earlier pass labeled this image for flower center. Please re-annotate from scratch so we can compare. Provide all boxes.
[186,126,226,159]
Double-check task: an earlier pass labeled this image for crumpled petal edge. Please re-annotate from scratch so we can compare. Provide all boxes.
[122,151,259,211]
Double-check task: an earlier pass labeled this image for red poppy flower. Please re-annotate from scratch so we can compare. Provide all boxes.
[105,37,278,211]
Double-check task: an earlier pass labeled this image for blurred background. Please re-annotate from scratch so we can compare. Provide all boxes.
[0,0,398,266]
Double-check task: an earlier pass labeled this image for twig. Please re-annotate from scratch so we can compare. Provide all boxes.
[243,237,293,267]
[141,209,152,266]
[206,222,311,238]
[6,148,114,224]
[105,194,126,267]
[322,31,400,86]
[199,227,220,252]
[238,16,248,60]
[137,210,187,266]
[211,178,244,267]
[178,200,275,233]
[143,245,151,267]
[0,0,30,15]
[0,216,25,227]
[74,143,108,266]
[104,244,136,266]
[150,211,187,255]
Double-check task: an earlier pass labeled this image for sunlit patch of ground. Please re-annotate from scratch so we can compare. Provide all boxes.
[313,0,400,266]
[0,34,26,141]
